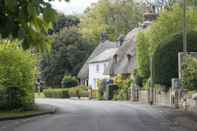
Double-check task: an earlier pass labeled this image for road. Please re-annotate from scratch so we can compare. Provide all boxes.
[0,99,196,131]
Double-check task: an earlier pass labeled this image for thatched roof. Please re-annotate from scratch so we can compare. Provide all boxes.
[77,40,116,79]
[104,28,142,76]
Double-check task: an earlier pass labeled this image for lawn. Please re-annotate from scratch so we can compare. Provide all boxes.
[0,110,45,119]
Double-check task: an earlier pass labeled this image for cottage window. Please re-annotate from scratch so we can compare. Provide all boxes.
[127,54,131,62]
[114,54,118,63]
[96,64,99,73]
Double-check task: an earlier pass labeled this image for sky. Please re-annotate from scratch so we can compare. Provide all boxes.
[50,0,99,15]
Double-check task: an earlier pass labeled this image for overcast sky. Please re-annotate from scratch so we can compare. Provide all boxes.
[50,0,99,15]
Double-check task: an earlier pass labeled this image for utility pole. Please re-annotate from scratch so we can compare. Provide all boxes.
[150,57,154,105]
[183,0,187,52]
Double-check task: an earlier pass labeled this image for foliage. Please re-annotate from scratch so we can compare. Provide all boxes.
[152,31,197,87]
[40,27,95,87]
[145,4,197,56]
[136,32,150,78]
[61,75,78,88]
[0,40,37,110]
[0,0,68,50]
[136,4,197,86]
[79,0,143,42]
[113,75,130,100]
[182,55,197,91]
[43,88,69,98]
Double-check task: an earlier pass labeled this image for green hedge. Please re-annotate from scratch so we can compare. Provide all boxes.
[43,86,89,98]
[43,88,69,98]
[152,31,197,87]
[0,40,37,110]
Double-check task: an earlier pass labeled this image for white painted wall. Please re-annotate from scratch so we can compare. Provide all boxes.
[88,62,110,89]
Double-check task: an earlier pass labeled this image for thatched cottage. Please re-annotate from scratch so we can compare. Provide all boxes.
[78,12,157,89]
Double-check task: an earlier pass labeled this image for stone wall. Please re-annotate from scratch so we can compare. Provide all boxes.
[135,88,197,115]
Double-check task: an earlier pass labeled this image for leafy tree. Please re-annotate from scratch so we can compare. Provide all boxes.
[0,0,68,50]
[145,4,197,55]
[79,0,143,42]
[41,28,95,87]
[49,14,80,34]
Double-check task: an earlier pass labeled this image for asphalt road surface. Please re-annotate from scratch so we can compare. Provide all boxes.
[0,99,195,131]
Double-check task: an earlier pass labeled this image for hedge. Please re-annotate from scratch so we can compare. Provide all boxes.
[152,31,197,87]
[43,88,69,98]
[43,86,89,98]
[0,40,37,110]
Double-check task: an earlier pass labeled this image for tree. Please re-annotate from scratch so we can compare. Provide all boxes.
[0,0,68,50]
[79,0,143,43]
[41,28,95,87]
[49,14,80,34]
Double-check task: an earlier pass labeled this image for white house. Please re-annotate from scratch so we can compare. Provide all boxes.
[88,48,118,89]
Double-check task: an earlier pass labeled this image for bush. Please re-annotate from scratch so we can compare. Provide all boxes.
[61,75,78,88]
[152,31,197,87]
[43,88,69,98]
[0,40,37,110]
[182,55,197,90]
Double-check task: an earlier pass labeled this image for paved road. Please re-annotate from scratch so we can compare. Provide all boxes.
[0,99,195,131]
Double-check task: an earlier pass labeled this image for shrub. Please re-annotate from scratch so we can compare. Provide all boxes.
[113,88,129,101]
[96,80,106,100]
[43,88,69,98]
[61,75,78,88]
[152,31,197,87]
[182,55,197,90]
[0,40,37,110]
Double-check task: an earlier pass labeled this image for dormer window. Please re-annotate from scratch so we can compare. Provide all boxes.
[127,54,131,62]
[114,54,118,64]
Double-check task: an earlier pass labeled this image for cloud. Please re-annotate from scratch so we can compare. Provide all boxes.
[50,0,99,15]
